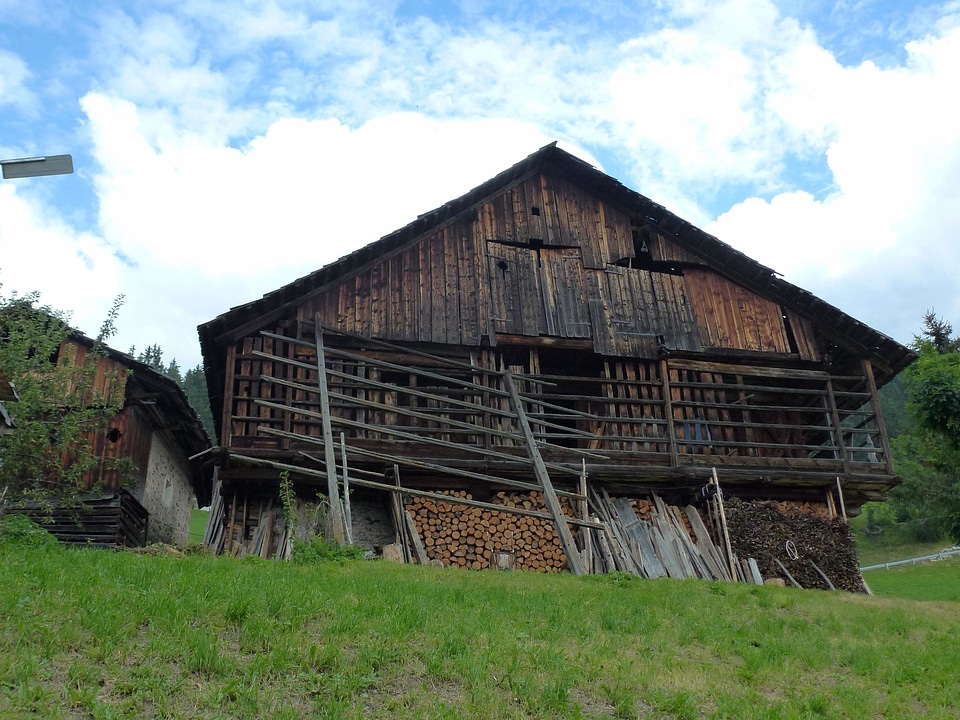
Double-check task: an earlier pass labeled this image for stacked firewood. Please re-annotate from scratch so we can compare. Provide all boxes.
[628,497,654,520]
[628,497,696,538]
[406,490,572,572]
[772,500,832,519]
[724,498,864,592]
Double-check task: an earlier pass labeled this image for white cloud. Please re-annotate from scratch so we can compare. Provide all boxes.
[708,22,960,343]
[0,185,123,330]
[77,92,592,365]
[0,50,37,116]
[5,0,960,364]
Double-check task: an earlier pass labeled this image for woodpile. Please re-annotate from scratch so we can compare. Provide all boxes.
[406,490,571,572]
[6,490,148,548]
[724,498,865,592]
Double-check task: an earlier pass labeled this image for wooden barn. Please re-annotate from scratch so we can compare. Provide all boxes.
[197,143,914,584]
[6,335,212,546]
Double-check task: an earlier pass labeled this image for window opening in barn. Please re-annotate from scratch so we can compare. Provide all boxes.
[535,350,604,449]
[612,225,683,276]
[781,307,801,355]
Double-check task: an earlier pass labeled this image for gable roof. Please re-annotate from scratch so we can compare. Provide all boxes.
[198,142,915,436]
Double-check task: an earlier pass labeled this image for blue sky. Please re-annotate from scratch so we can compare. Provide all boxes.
[2,0,959,368]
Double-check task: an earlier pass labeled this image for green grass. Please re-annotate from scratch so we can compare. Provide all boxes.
[864,555,960,602]
[850,505,952,567]
[188,508,209,544]
[3,534,960,719]
[855,536,950,567]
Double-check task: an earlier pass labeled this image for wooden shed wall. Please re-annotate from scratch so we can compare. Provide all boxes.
[58,340,128,407]
[81,404,153,492]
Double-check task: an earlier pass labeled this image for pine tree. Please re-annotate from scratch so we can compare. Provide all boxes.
[183,365,215,441]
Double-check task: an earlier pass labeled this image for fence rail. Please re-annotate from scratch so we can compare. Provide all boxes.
[860,547,960,571]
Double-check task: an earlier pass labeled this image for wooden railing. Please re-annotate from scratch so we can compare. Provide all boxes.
[226,328,892,475]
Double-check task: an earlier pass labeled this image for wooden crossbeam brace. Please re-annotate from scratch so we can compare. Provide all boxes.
[315,318,345,544]
[503,370,586,576]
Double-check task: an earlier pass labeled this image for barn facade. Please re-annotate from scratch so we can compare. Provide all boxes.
[198,144,913,580]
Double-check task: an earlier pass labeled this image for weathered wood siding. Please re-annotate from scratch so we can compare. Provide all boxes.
[224,170,833,452]
[682,268,791,353]
[290,171,816,363]
[587,267,701,357]
[58,340,128,407]
[80,404,153,492]
[298,216,485,346]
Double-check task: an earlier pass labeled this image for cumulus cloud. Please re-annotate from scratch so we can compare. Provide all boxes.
[0,185,122,327]
[0,50,38,116]
[3,0,959,366]
[78,91,587,364]
[708,21,960,340]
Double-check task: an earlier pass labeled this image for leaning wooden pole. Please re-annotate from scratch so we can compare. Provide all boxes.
[314,318,345,544]
[711,467,737,582]
[504,370,586,576]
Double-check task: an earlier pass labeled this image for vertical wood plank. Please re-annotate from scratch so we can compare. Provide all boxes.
[661,359,679,467]
[443,228,461,345]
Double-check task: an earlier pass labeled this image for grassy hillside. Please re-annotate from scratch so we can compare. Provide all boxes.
[863,554,960,601]
[3,531,959,719]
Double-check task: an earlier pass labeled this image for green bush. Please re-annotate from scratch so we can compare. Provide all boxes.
[292,535,365,564]
[0,514,59,548]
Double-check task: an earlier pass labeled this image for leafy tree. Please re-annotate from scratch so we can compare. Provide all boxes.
[878,372,914,440]
[887,311,960,541]
[0,290,132,509]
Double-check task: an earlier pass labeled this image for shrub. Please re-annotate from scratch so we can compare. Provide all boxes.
[0,514,59,548]
[292,535,365,564]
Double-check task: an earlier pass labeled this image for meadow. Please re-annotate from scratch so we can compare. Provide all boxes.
[2,520,959,719]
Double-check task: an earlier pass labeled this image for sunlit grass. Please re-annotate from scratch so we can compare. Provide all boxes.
[189,507,209,543]
[2,539,960,718]
[864,555,960,602]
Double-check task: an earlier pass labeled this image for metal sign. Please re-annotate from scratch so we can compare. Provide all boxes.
[0,154,74,179]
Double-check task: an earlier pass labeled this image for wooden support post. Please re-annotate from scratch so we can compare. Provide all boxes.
[825,377,851,476]
[579,461,592,570]
[403,507,429,565]
[809,559,835,590]
[836,477,847,521]
[391,464,410,563]
[340,432,353,545]
[503,370,586,576]
[826,489,836,520]
[314,317,345,544]
[660,359,679,467]
[772,556,802,589]
[226,490,237,554]
[862,359,895,475]
[221,345,237,447]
